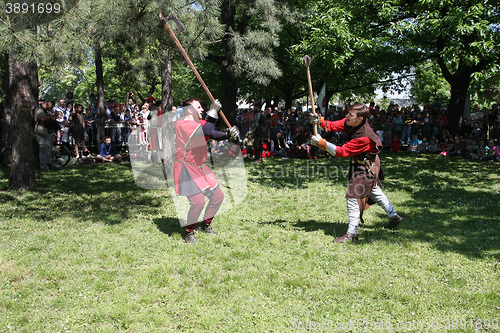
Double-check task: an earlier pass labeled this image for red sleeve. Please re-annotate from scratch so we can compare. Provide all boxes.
[335,137,376,158]
[320,118,346,133]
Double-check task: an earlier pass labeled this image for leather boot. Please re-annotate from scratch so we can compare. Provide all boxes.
[385,214,403,229]
[185,232,198,244]
[333,232,359,243]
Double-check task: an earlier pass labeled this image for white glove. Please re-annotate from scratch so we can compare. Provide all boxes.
[229,126,240,141]
[310,134,336,155]
[310,134,323,147]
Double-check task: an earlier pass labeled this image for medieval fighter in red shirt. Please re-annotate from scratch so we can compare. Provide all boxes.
[174,97,239,243]
[309,103,403,243]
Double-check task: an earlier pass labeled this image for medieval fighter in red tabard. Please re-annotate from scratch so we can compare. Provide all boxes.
[174,97,239,244]
[309,103,403,243]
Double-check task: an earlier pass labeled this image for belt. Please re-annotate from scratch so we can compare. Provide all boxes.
[176,159,205,168]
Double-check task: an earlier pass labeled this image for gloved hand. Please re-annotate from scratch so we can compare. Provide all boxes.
[210,99,222,113]
[310,134,325,148]
[311,134,337,156]
[228,126,240,141]
[308,113,324,125]
[207,99,222,120]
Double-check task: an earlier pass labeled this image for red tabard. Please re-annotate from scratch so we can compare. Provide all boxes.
[174,119,218,196]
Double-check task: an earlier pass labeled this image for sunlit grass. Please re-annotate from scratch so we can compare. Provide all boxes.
[0,154,499,331]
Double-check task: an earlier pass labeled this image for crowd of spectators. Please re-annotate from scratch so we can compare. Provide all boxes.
[235,99,500,163]
[32,91,500,163]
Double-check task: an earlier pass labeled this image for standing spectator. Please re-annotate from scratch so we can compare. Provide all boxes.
[369,101,377,117]
[422,112,433,140]
[145,91,156,105]
[269,107,280,140]
[34,101,56,171]
[71,104,89,159]
[53,98,71,122]
[432,97,442,114]
[121,107,133,145]
[140,103,151,145]
[126,92,138,112]
[437,113,448,138]
[460,118,472,137]
[392,111,403,141]
[401,109,413,145]
[412,112,424,138]
[84,107,96,147]
[472,121,483,139]
[65,92,75,106]
[249,104,267,163]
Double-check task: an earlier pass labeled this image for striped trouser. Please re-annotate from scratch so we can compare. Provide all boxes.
[347,186,397,235]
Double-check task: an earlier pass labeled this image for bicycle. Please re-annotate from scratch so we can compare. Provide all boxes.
[1,139,72,170]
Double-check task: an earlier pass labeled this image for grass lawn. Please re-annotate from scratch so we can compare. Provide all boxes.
[0,153,499,332]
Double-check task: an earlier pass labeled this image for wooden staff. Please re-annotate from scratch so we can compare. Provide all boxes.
[303,55,318,136]
[159,13,232,128]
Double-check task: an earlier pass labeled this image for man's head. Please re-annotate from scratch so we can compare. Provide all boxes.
[104,137,112,145]
[59,99,66,108]
[345,103,369,127]
[182,97,204,120]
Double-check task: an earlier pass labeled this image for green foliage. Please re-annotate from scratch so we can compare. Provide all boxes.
[410,60,450,105]
[0,155,499,331]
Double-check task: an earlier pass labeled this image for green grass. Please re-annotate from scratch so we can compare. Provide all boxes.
[0,154,499,332]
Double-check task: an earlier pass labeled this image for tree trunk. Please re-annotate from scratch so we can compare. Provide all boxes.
[220,60,237,128]
[94,44,106,146]
[7,53,37,191]
[219,0,238,128]
[446,75,471,135]
[161,48,173,113]
[1,53,11,152]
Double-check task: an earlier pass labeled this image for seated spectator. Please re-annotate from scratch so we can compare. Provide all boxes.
[409,134,422,153]
[417,137,429,153]
[390,135,401,153]
[428,137,439,153]
[483,139,499,162]
[470,139,488,160]
[242,132,255,158]
[97,137,121,162]
[261,139,273,158]
[438,139,448,154]
[465,138,480,159]
[271,131,289,157]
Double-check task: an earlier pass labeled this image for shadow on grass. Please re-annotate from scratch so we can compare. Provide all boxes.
[153,217,183,236]
[247,154,500,259]
[0,162,166,226]
[260,219,347,238]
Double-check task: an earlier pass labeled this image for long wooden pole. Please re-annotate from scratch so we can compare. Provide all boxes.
[303,55,318,136]
[159,13,232,128]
